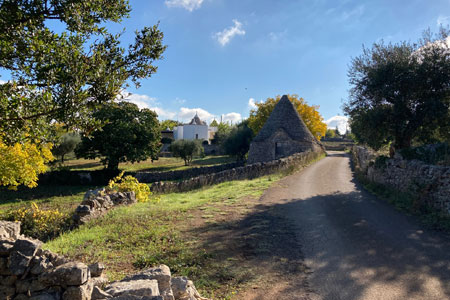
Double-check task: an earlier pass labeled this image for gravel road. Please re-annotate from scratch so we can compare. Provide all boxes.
[268,151,450,300]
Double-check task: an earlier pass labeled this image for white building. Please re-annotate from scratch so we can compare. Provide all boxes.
[173,113,217,142]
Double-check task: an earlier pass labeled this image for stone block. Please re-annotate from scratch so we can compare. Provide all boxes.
[39,262,89,286]
[13,238,42,257]
[88,262,105,278]
[0,221,21,240]
[0,240,15,256]
[91,286,112,299]
[62,281,93,300]
[105,279,159,298]
[123,265,172,300]
[8,251,32,276]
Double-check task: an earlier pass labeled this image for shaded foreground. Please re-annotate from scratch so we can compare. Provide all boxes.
[237,151,450,300]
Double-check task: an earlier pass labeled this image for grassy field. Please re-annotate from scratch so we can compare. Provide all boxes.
[0,185,96,215]
[42,175,282,299]
[53,155,235,172]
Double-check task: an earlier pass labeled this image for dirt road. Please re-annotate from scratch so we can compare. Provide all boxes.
[240,151,450,300]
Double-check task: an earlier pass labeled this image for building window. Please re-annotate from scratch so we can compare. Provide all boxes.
[195,134,198,139]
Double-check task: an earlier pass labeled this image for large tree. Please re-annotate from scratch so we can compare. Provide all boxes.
[344,29,450,152]
[223,121,254,162]
[248,94,327,139]
[0,0,165,187]
[75,102,161,170]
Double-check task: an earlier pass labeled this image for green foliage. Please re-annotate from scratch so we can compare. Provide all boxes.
[211,123,233,145]
[107,171,152,203]
[75,102,161,170]
[223,121,254,161]
[373,155,389,169]
[160,120,181,131]
[0,0,166,144]
[345,29,450,151]
[169,140,204,166]
[399,143,450,165]
[209,119,219,127]
[325,129,336,138]
[5,202,69,241]
[52,133,81,163]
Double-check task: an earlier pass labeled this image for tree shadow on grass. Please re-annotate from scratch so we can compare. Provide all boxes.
[188,189,450,300]
[0,185,97,205]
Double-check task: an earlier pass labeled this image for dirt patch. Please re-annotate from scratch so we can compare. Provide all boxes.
[178,177,318,299]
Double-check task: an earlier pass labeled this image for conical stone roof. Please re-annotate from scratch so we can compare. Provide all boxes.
[252,95,318,143]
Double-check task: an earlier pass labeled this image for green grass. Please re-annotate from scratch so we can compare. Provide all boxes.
[0,185,96,215]
[53,155,235,172]
[44,175,282,298]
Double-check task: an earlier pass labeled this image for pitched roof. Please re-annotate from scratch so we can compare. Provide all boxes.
[252,95,318,143]
[188,113,207,125]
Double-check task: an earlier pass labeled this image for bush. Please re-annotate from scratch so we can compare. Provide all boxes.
[107,171,152,203]
[6,202,69,241]
[399,143,450,165]
[169,140,204,165]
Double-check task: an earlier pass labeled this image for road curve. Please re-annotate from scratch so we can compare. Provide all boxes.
[275,151,450,300]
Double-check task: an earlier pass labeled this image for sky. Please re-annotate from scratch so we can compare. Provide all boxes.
[2,0,450,131]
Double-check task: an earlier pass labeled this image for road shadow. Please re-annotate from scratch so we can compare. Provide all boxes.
[188,188,450,299]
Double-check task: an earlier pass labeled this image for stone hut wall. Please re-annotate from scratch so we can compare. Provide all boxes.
[151,150,325,194]
[352,146,450,215]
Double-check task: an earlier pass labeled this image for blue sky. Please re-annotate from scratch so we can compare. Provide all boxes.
[2,0,450,129]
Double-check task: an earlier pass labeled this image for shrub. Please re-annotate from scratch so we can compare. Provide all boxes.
[399,143,450,165]
[108,171,151,203]
[374,155,389,169]
[169,140,204,165]
[6,202,68,241]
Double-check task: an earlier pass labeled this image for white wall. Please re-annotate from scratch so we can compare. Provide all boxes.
[182,125,208,140]
[173,126,183,140]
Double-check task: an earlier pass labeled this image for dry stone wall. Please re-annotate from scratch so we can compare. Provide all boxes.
[0,221,209,300]
[73,190,137,225]
[151,150,325,194]
[352,146,450,215]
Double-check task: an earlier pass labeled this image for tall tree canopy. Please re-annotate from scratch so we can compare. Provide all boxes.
[0,0,165,187]
[344,29,450,151]
[248,94,327,139]
[0,0,166,143]
[75,102,161,170]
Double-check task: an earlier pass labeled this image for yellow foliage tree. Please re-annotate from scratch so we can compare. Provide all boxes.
[0,139,54,189]
[248,94,327,139]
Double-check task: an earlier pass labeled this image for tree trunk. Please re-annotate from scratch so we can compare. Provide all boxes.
[107,159,119,170]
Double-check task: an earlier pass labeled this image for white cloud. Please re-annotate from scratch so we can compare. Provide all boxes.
[437,15,450,26]
[0,80,6,84]
[165,0,204,11]
[338,5,365,22]
[120,91,157,109]
[214,19,246,46]
[120,91,176,119]
[325,116,349,134]
[178,107,214,123]
[248,98,257,110]
[222,112,242,124]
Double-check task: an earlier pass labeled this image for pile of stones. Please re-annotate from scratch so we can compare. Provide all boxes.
[73,189,137,225]
[1,221,209,300]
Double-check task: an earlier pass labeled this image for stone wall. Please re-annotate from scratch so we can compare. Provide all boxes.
[151,150,325,194]
[73,190,137,225]
[38,162,242,186]
[352,146,450,214]
[0,221,208,300]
